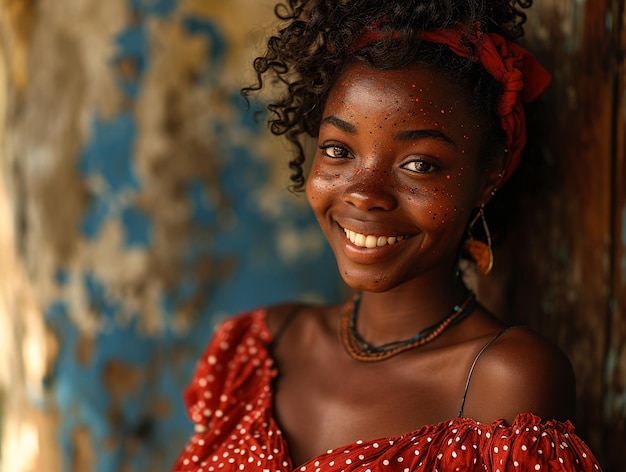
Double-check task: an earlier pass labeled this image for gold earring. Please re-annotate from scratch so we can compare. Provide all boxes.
[463,206,493,275]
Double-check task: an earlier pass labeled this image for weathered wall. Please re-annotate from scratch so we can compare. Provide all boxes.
[0,0,341,470]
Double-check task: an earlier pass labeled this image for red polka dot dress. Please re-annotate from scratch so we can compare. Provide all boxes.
[171,310,602,471]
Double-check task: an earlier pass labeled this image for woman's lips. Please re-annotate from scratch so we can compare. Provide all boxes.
[342,227,412,248]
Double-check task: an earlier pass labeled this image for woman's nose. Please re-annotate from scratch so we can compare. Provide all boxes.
[342,167,398,211]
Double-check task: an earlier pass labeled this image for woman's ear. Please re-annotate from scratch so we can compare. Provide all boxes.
[477,149,508,206]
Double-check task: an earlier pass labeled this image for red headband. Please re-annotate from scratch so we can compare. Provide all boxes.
[352,25,552,182]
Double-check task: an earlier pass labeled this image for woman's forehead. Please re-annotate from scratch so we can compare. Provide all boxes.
[323,62,482,135]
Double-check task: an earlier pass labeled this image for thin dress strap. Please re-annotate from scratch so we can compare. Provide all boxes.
[269,303,304,348]
[458,326,515,417]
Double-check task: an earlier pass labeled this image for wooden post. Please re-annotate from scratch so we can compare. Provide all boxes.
[481,0,626,468]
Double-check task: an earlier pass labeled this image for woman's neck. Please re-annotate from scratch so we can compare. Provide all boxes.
[354,274,469,347]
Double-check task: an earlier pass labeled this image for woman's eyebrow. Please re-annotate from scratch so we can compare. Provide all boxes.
[320,115,357,134]
[395,129,456,147]
[321,116,457,148]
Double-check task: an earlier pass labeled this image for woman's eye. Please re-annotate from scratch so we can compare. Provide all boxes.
[320,145,351,159]
[402,159,437,174]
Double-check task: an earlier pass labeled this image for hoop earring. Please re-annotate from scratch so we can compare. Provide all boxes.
[463,206,493,275]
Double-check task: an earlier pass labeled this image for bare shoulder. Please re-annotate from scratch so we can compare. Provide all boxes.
[462,325,576,425]
[265,301,336,340]
[264,302,304,337]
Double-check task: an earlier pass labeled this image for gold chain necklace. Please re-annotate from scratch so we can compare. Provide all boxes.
[339,292,476,362]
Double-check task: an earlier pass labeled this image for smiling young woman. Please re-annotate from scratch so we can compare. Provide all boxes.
[171,1,603,471]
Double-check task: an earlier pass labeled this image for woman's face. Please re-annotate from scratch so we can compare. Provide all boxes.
[306,61,499,292]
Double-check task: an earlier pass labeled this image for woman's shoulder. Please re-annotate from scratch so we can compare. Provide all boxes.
[461,324,577,425]
[265,301,338,339]
[264,302,306,337]
[196,301,334,354]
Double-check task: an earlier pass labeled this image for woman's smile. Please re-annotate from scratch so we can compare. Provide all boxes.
[342,226,411,248]
[328,221,421,271]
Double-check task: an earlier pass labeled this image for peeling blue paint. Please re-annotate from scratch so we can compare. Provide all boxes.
[218,145,268,197]
[79,112,141,240]
[84,272,121,321]
[44,2,342,470]
[131,0,176,16]
[113,26,148,98]
[183,17,225,64]
[81,198,110,239]
[121,206,153,246]
[114,28,148,72]
[231,93,266,133]
[159,292,176,317]
[187,180,218,227]
[45,292,187,470]
[176,275,199,301]
[79,113,138,192]
[54,268,70,286]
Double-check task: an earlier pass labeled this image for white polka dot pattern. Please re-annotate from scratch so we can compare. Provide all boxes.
[171,310,603,471]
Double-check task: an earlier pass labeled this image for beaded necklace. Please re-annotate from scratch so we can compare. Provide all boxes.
[340,292,477,362]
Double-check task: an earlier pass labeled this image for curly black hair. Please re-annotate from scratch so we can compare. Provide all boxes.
[242,0,534,193]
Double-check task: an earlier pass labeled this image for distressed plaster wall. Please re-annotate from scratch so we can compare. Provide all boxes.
[0,0,341,470]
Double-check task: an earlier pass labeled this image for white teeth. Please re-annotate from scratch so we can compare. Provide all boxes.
[343,228,409,248]
[355,233,366,246]
[365,235,377,248]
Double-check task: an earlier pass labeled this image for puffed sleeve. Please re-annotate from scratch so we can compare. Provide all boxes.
[172,309,281,471]
[478,413,602,471]
[182,310,271,430]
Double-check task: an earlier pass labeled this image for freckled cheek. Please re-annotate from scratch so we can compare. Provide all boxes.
[403,180,464,201]
[423,193,476,240]
[306,167,344,226]
[307,162,345,189]
[305,185,327,230]
[426,203,457,225]
[402,185,467,228]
